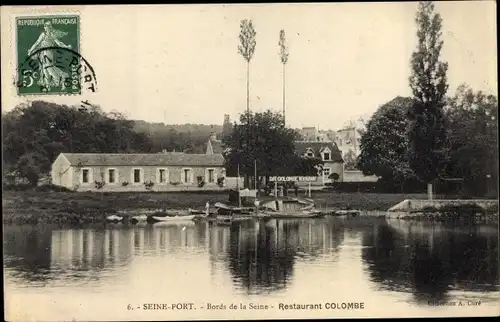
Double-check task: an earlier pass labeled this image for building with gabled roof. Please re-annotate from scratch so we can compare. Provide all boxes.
[294,141,344,184]
[51,152,226,191]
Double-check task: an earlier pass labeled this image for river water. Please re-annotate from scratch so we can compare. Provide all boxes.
[4,217,499,320]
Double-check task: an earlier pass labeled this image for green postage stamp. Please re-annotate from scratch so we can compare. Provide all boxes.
[16,15,82,95]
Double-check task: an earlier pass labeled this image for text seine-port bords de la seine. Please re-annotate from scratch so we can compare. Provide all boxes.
[140,302,365,311]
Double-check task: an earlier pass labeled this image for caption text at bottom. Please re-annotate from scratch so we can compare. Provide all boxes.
[131,302,366,311]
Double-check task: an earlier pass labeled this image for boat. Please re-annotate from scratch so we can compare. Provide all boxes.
[213,202,253,215]
[151,214,196,222]
[188,208,206,215]
[152,220,195,227]
[106,214,124,222]
[130,214,148,223]
[263,211,325,219]
[333,210,361,217]
[257,197,325,219]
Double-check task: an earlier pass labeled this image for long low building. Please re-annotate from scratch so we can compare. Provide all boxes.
[51,152,226,192]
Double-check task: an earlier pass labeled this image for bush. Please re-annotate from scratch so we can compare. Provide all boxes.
[144,181,155,190]
[324,179,429,193]
[34,184,73,193]
[3,183,73,192]
[329,173,340,182]
[94,180,105,190]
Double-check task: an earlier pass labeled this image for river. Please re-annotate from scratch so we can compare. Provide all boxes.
[3,217,499,320]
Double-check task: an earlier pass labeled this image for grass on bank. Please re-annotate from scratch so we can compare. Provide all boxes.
[2,189,436,224]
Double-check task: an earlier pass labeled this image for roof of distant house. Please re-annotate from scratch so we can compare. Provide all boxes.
[58,152,225,167]
[206,139,223,155]
[294,141,343,162]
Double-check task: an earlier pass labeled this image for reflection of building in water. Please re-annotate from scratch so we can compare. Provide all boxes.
[208,224,231,259]
[361,220,499,304]
[226,219,345,294]
[50,228,134,270]
[132,223,208,256]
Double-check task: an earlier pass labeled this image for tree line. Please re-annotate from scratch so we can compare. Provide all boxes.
[357,85,498,197]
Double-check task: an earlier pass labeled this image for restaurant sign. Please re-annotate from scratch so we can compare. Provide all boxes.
[268,176,317,182]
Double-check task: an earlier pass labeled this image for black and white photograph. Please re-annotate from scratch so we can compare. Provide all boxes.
[1,2,498,320]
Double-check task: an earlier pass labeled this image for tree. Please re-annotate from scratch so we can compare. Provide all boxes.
[329,173,340,183]
[3,100,152,184]
[444,85,498,196]
[224,110,322,189]
[237,19,257,187]
[15,152,49,186]
[408,1,449,200]
[358,97,419,191]
[222,114,232,142]
[343,150,358,170]
[279,29,289,126]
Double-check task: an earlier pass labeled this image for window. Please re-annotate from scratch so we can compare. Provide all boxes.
[182,168,192,183]
[133,169,142,183]
[108,169,116,183]
[157,168,168,184]
[323,167,331,179]
[207,169,215,183]
[323,153,331,161]
[82,169,89,183]
[305,148,314,158]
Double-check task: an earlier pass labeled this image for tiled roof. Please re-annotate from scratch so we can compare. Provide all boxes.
[294,141,343,162]
[60,153,225,167]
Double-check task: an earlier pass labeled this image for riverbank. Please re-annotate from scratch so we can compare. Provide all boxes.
[2,190,436,224]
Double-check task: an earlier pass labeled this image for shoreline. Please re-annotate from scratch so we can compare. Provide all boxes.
[3,190,498,225]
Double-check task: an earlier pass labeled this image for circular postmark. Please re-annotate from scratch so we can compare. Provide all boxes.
[16,46,97,95]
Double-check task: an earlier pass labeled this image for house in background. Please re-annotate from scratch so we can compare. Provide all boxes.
[205,133,223,155]
[51,152,225,192]
[334,127,362,158]
[294,141,344,185]
[298,126,362,159]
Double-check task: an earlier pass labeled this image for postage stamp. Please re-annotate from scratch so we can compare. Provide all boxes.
[16,15,83,95]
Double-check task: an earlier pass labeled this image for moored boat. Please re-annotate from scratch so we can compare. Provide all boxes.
[257,196,324,219]
[333,210,361,217]
[106,214,124,222]
[152,220,195,227]
[213,202,253,215]
[130,214,148,223]
[262,211,325,219]
[150,214,196,222]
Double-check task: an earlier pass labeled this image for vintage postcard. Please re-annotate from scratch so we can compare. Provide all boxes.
[1,2,498,321]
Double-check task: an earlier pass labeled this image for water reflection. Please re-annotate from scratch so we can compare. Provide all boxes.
[362,220,499,304]
[3,217,498,304]
[226,219,345,294]
[3,225,53,283]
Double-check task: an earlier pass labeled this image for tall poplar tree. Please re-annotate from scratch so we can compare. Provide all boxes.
[279,29,289,127]
[408,1,449,200]
[238,19,257,187]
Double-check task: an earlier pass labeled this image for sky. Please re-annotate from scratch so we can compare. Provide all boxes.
[1,2,497,130]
